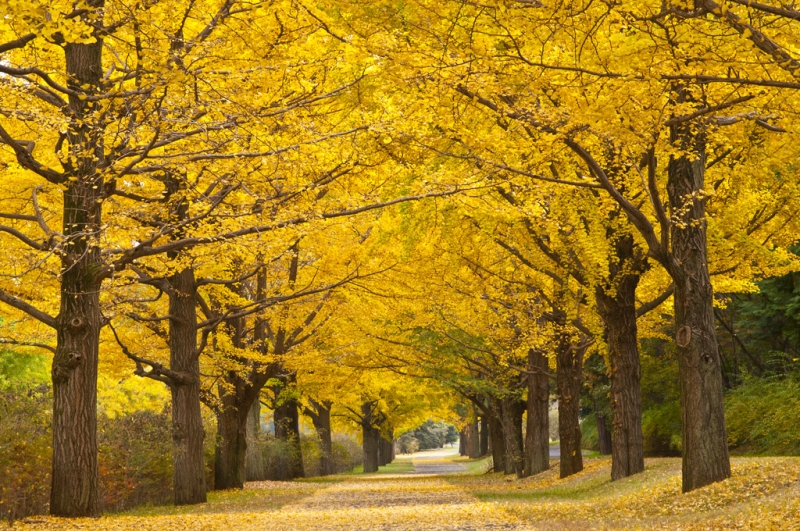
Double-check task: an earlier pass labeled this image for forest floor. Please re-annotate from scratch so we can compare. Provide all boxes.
[10,451,800,530]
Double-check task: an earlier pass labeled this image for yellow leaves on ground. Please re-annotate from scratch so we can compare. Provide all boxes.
[11,456,799,530]
[453,457,800,530]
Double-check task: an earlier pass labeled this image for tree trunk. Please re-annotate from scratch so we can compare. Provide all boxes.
[246,399,266,481]
[479,415,489,457]
[596,412,612,456]
[50,37,105,518]
[556,334,584,478]
[500,397,524,478]
[214,401,247,490]
[378,434,389,467]
[459,428,466,456]
[488,401,506,472]
[306,399,334,476]
[525,348,550,477]
[595,241,645,479]
[667,120,730,492]
[362,403,380,473]
[274,387,304,479]
[468,417,480,458]
[169,269,207,503]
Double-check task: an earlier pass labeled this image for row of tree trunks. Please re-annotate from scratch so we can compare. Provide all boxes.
[379,434,394,466]
[524,348,550,477]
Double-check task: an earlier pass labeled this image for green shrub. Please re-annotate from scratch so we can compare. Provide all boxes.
[725,375,800,455]
[641,401,682,456]
[580,415,599,451]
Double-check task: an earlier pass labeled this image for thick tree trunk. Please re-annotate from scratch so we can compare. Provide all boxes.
[362,403,380,473]
[595,244,645,479]
[459,428,466,456]
[246,399,266,481]
[378,434,389,467]
[556,334,584,478]
[169,269,207,503]
[468,418,480,458]
[525,348,550,477]
[667,122,730,492]
[214,403,247,490]
[381,435,394,465]
[50,37,105,518]
[306,400,334,476]
[274,390,304,479]
[500,397,524,478]
[479,415,489,457]
[487,401,506,472]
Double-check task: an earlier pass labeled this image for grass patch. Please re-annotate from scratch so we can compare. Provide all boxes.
[446,455,493,475]
[341,457,415,476]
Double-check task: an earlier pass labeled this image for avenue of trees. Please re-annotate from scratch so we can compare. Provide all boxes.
[2,0,800,520]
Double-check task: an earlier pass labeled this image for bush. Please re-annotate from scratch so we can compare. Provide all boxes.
[725,375,800,455]
[397,432,420,454]
[580,415,599,451]
[0,382,185,519]
[0,384,51,522]
[331,434,362,473]
[98,410,173,511]
[300,435,323,477]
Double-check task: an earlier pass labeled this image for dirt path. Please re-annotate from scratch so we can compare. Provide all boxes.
[276,475,533,530]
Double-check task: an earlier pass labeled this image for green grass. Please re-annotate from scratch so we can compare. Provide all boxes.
[341,457,415,475]
[447,455,493,475]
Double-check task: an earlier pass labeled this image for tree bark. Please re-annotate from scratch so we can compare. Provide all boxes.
[246,399,266,481]
[273,378,304,479]
[50,36,105,518]
[487,400,506,472]
[378,433,389,467]
[479,415,489,457]
[594,235,645,479]
[500,397,524,478]
[214,398,247,490]
[361,403,380,473]
[525,348,550,477]
[596,412,612,456]
[169,269,207,503]
[468,417,480,458]
[556,333,584,478]
[305,399,334,476]
[667,119,730,492]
